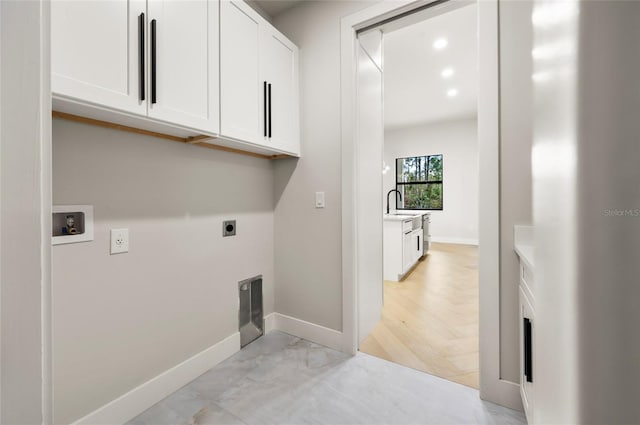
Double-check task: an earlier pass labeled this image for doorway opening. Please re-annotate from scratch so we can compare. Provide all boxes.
[357,1,480,389]
[340,0,512,403]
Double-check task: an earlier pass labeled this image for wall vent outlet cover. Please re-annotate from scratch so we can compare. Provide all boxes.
[223,220,236,237]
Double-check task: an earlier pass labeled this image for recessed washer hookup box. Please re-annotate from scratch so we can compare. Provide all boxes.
[52,205,94,245]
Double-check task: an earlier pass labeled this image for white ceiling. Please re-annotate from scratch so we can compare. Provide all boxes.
[251,0,303,18]
[383,3,478,130]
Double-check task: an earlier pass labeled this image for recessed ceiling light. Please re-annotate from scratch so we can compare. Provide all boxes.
[447,89,458,97]
[433,38,448,50]
[441,67,454,78]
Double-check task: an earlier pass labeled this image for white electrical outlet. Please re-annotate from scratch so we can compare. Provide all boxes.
[315,192,325,208]
[110,228,129,254]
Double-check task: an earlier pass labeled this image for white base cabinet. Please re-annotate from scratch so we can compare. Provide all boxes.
[519,285,535,423]
[516,239,535,424]
[410,228,423,264]
[384,218,422,281]
[401,228,414,273]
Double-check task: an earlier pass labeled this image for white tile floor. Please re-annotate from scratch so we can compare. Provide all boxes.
[127,332,526,425]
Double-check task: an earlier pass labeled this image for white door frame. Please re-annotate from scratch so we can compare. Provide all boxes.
[340,0,522,410]
[0,0,53,423]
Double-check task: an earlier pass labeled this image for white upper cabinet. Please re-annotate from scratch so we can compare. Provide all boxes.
[220,0,300,156]
[220,1,263,144]
[147,0,219,133]
[53,0,219,134]
[53,0,299,157]
[52,0,146,115]
[261,27,300,155]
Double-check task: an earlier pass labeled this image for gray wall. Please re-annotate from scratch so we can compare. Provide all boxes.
[273,0,533,383]
[498,0,534,383]
[1,1,50,423]
[52,119,275,424]
[576,3,640,420]
[273,1,373,331]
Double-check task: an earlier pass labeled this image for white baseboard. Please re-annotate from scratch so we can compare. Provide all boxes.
[71,332,240,425]
[72,313,344,425]
[264,312,276,334]
[430,236,479,246]
[269,313,343,351]
[480,378,523,412]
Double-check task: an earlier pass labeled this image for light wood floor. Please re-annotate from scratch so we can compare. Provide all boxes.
[360,242,479,389]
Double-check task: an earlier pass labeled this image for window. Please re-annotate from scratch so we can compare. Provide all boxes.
[396,154,443,210]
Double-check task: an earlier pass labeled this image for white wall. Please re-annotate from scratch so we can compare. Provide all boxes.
[531,0,579,420]
[0,1,51,423]
[384,118,478,245]
[273,0,532,387]
[52,119,275,424]
[533,1,640,423]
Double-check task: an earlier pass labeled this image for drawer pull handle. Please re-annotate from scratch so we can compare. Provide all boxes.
[151,19,157,104]
[138,13,145,101]
[524,317,533,382]
[268,83,272,138]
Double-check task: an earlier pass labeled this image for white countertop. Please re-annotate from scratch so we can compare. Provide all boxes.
[514,243,534,271]
[514,225,535,271]
[383,212,427,222]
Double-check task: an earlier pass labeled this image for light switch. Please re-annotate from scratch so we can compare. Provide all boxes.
[315,192,325,208]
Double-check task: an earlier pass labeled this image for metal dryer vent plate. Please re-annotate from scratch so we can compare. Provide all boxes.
[239,275,263,348]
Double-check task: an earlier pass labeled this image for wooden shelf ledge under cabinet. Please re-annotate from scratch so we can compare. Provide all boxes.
[51,110,295,160]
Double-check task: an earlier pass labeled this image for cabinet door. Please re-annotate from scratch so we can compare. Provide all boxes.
[519,286,535,423]
[220,1,263,144]
[261,26,300,155]
[147,0,219,133]
[402,232,413,272]
[413,230,423,263]
[52,0,146,115]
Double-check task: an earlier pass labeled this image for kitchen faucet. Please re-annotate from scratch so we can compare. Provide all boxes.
[386,189,402,214]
